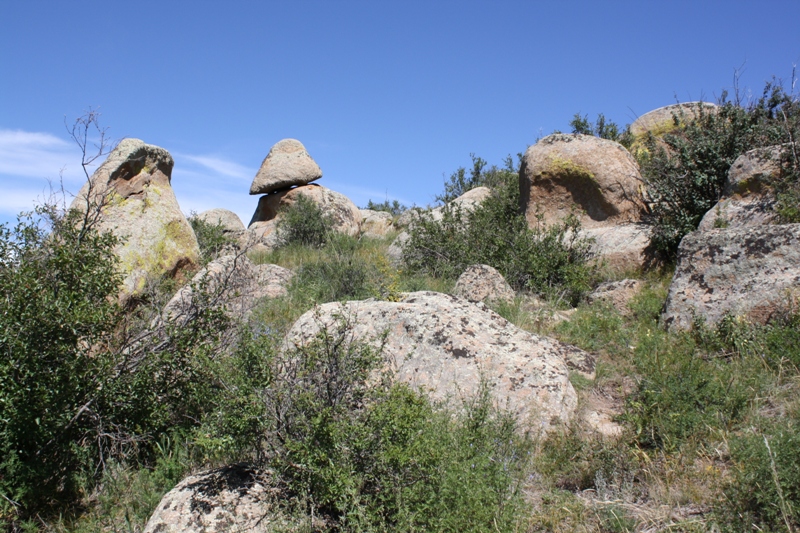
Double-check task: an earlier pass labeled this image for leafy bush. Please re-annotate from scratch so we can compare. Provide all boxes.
[638,80,800,256]
[364,198,407,216]
[0,202,258,522]
[276,194,332,248]
[719,415,800,532]
[253,316,533,531]
[569,112,628,143]
[435,154,519,204]
[0,206,123,512]
[188,212,236,264]
[403,157,594,305]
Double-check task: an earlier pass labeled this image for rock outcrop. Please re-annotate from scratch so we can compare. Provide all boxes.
[286,291,591,430]
[360,209,395,238]
[69,138,199,302]
[163,254,293,323]
[519,134,645,230]
[629,102,717,138]
[196,208,246,234]
[143,465,282,533]
[249,139,322,195]
[454,264,515,304]
[580,223,653,272]
[248,184,362,247]
[697,145,787,231]
[662,224,800,331]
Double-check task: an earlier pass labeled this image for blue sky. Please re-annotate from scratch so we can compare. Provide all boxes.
[2,0,799,227]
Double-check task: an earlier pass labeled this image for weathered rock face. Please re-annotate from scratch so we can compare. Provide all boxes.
[196,208,246,234]
[70,138,199,302]
[386,230,409,265]
[519,134,645,230]
[662,224,800,331]
[249,138,322,195]
[143,465,283,533]
[629,102,717,137]
[360,209,395,238]
[163,254,293,323]
[248,184,362,246]
[580,223,653,272]
[697,145,787,231]
[454,264,515,304]
[586,279,643,315]
[286,291,588,430]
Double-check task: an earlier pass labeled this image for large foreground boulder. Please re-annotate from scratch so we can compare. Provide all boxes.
[143,465,284,533]
[286,291,589,430]
[248,184,362,247]
[662,224,800,331]
[697,145,787,231]
[249,138,322,195]
[519,134,645,230]
[70,138,199,302]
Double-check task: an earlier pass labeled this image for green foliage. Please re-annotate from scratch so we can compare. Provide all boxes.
[364,198,407,216]
[0,206,122,511]
[404,157,594,305]
[276,194,332,248]
[188,212,235,264]
[569,112,626,142]
[435,154,519,204]
[638,80,800,257]
[719,413,800,532]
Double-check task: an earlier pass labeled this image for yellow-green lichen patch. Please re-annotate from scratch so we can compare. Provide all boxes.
[544,153,596,182]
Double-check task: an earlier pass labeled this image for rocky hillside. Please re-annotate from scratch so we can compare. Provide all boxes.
[2,92,799,532]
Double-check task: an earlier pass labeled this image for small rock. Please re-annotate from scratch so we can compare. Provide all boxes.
[586,279,643,315]
[196,208,246,234]
[143,464,283,533]
[360,209,395,238]
[454,264,515,304]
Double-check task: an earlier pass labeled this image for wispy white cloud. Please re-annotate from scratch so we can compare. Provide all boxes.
[175,153,254,181]
[0,129,88,183]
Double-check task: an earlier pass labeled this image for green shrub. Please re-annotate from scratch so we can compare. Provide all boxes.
[719,414,800,532]
[435,154,519,204]
[188,212,236,264]
[364,198,407,216]
[403,157,594,305]
[276,194,332,248]
[638,81,800,257]
[569,112,627,143]
[0,206,122,512]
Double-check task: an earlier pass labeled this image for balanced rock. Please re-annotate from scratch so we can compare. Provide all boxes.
[248,184,362,247]
[143,465,284,533]
[360,209,395,238]
[249,139,322,195]
[286,291,588,430]
[662,224,800,331]
[697,145,787,231]
[519,134,645,230]
[163,254,293,324]
[454,264,515,304]
[69,138,199,301]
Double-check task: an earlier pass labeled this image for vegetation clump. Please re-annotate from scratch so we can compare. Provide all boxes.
[403,155,594,305]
